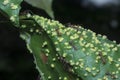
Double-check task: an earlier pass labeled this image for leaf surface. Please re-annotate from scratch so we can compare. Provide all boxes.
[20,20,80,80]
[0,0,23,26]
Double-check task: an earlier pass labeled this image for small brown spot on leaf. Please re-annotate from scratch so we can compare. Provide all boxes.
[98,52,106,64]
[40,53,48,64]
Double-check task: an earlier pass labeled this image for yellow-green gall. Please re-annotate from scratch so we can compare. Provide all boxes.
[10,16,15,22]
[92,67,96,70]
[113,40,116,43]
[45,53,49,56]
[54,41,58,45]
[66,32,70,36]
[112,47,118,51]
[56,48,60,51]
[63,77,67,80]
[21,25,26,28]
[118,58,120,62]
[96,56,100,60]
[3,0,9,5]
[96,70,100,73]
[52,32,57,36]
[97,78,102,80]
[52,58,56,61]
[76,78,80,80]
[35,29,39,33]
[48,76,51,79]
[10,3,18,9]
[115,64,119,67]
[51,64,55,68]
[73,34,79,39]
[30,28,34,32]
[59,77,62,80]
[76,62,79,65]
[108,56,113,63]
[84,73,88,76]
[45,49,50,53]
[26,13,31,18]
[64,42,69,46]
[79,63,84,68]
[42,41,47,47]
[66,46,72,49]
[102,52,107,56]
[47,30,51,34]
[58,37,64,42]
[95,60,98,63]
[69,60,75,65]
[112,72,115,75]
[103,76,108,80]
[63,53,67,57]
[92,73,96,76]
[102,35,107,39]
[85,67,91,72]
[75,67,78,69]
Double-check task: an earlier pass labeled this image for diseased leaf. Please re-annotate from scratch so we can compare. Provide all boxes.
[20,20,81,80]
[0,0,23,26]
[24,15,120,80]
[24,0,54,19]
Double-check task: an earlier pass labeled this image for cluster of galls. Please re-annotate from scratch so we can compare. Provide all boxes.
[2,0,18,9]
[40,40,80,80]
[22,15,120,80]
[2,0,19,22]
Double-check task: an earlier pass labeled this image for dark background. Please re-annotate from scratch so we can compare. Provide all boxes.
[0,0,120,80]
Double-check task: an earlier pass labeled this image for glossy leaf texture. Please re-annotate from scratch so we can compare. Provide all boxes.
[0,0,23,26]
[24,0,54,19]
[24,15,120,80]
[20,20,81,80]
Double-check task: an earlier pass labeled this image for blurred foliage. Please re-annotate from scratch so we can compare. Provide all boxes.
[24,0,54,19]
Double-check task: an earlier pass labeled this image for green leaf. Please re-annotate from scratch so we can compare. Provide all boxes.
[30,15,120,80]
[24,0,54,19]
[20,20,81,80]
[0,0,23,26]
